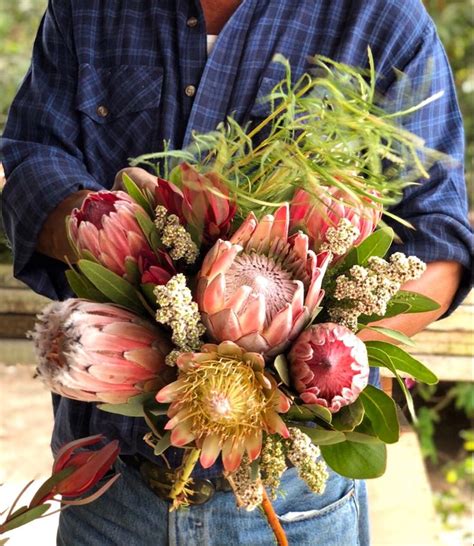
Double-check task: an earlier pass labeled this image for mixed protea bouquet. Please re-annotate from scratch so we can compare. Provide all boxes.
[30,54,443,544]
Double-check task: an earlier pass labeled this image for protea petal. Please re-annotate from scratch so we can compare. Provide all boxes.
[288,323,370,413]
[69,191,173,283]
[32,300,173,403]
[198,209,328,356]
[200,435,222,468]
[170,420,196,447]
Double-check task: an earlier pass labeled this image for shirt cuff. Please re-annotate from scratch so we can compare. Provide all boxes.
[2,154,103,300]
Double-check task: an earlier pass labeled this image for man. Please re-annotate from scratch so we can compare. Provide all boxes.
[1,1,472,544]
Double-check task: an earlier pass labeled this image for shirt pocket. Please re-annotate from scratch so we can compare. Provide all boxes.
[75,64,163,181]
[76,64,163,123]
[248,75,281,118]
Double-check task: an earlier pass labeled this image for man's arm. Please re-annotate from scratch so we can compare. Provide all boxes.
[1,1,103,298]
[358,260,463,343]
[379,17,472,318]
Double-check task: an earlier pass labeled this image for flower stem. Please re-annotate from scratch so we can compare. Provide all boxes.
[169,448,201,502]
[261,486,288,546]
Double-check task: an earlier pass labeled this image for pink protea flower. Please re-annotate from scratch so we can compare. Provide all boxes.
[154,163,237,246]
[32,300,174,403]
[32,435,120,505]
[196,204,330,357]
[69,191,173,282]
[137,249,175,286]
[290,186,382,254]
[156,341,291,472]
[288,323,369,412]
[0,435,120,534]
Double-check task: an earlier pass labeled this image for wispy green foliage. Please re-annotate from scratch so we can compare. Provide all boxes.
[133,53,448,221]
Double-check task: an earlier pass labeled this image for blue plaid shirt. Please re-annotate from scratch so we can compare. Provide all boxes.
[1,0,472,475]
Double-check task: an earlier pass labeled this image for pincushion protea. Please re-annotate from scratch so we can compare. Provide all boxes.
[290,186,382,254]
[196,205,330,357]
[156,341,291,472]
[69,191,173,283]
[32,300,174,403]
[288,323,369,412]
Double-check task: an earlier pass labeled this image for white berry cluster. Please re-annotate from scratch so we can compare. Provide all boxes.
[285,428,328,494]
[328,252,426,330]
[227,455,263,511]
[320,218,360,256]
[260,435,288,499]
[154,274,206,365]
[154,205,198,264]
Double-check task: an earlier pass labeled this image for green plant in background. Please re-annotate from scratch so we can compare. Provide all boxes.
[424,0,474,205]
[0,0,47,128]
[414,381,474,530]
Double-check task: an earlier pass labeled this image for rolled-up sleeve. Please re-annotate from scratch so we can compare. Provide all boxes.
[0,1,103,300]
[385,21,473,314]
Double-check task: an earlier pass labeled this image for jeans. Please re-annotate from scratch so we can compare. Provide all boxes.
[57,459,370,546]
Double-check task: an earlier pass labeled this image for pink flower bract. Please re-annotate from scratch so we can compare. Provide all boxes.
[32,299,174,403]
[288,322,369,412]
[290,186,382,254]
[196,205,330,357]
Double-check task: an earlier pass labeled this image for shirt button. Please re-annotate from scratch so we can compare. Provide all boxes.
[184,85,196,97]
[186,16,198,28]
[96,105,109,117]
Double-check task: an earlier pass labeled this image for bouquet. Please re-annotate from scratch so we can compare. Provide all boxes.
[27,54,445,544]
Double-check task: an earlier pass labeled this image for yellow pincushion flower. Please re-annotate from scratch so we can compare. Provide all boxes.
[156,341,291,472]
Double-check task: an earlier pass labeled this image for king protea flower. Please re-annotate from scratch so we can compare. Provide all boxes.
[289,186,382,253]
[196,204,330,357]
[32,300,174,403]
[154,163,236,246]
[69,191,173,282]
[288,323,369,412]
[156,341,291,472]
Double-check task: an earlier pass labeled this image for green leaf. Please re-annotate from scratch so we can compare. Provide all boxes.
[141,283,158,308]
[250,459,260,482]
[98,393,155,417]
[273,354,290,386]
[366,344,417,421]
[124,258,140,285]
[332,398,364,432]
[78,260,145,315]
[295,426,345,445]
[343,227,394,269]
[302,404,333,423]
[286,404,332,425]
[359,301,411,323]
[358,291,439,324]
[122,172,155,216]
[1,505,51,533]
[358,325,416,347]
[65,269,108,302]
[321,441,387,479]
[344,431,383,444]
[366,341,438,385]
[391,291,440,313]
[356,227,394,264]
[359,385,399,444]
[154,432,172,456]
[29,468,74,508]
[135,210,161,250]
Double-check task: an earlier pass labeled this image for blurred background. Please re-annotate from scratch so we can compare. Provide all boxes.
[0,1,472,545]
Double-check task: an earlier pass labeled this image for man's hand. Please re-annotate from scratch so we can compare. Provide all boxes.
[36,190,92,263]
[113,167,158,193]
[358,260,463,342]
